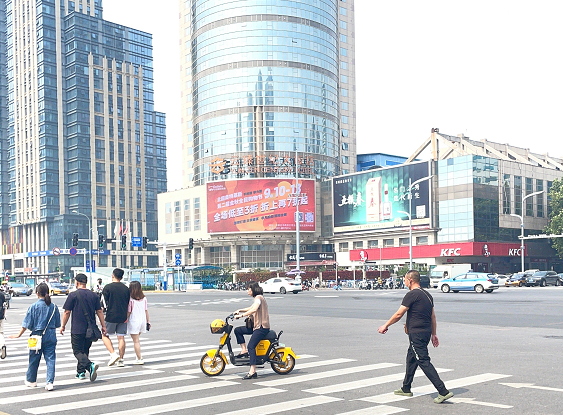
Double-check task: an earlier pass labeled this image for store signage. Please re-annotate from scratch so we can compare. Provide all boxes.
[508,248,524,256]
[207,178,315,233]
[440,248,461,256]
[286,252,335,261]
[333,161,431,233]
[209,154,315,177]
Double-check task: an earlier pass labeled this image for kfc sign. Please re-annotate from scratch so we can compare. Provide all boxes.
[509,248,524,257]
[440,248,461,257]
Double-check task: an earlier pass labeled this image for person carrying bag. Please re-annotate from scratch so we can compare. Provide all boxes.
[76,290,103,342]
[10,283,61,391]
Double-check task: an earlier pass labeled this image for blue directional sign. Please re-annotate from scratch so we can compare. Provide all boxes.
[175,253,181,260]
[175,259,182,266]
[131,237,142,247]
[86,260,90,272]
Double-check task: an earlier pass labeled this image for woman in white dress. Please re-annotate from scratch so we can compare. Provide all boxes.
[126,281,150,364]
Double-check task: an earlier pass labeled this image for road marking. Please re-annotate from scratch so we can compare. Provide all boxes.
[23,380,240,414]
[334,405,409,415]
[0,344,214,376]
[6,374,195,404]
[500,382,563,393]
[314,295,339,298]
[305,368,452,394]
[0,369,165,393]
[450,397,512,408]
[96,387,286,415]
[256,363,401,387]
[220,396,342,415]
[359,373,512,404]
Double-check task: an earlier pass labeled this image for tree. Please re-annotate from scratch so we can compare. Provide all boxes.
[545,179,563,258]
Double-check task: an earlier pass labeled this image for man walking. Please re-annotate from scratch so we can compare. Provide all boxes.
[0,287,6,359]
[102,268,130,367]
[378,270,453,404]
[61,273,106,381]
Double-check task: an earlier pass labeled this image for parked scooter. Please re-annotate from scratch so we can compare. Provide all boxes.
[201,314,297,377]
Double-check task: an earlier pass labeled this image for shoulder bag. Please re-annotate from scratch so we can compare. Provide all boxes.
[76,290,103,342]
[28,305,56,351]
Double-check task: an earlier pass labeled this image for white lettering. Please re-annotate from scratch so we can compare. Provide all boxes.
[441,248,461,257]
[509,248,524,257]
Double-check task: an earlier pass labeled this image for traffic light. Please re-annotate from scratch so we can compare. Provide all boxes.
[72,233,79,247]
[121,235,127,249]
[188,238,194,250]
[142,236,148,249]
[98,234,105,248]
[333,263,337,270]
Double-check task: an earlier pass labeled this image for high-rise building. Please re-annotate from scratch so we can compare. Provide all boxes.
[0,0,166,276]
[158,0,355,271]
[180,0,356,186]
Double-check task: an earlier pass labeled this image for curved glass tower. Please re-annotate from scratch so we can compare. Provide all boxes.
[181,0,353,186]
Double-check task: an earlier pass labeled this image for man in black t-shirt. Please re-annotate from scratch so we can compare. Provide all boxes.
[102,268,130,367]
[378,270,453,404]
[61,273,106,381]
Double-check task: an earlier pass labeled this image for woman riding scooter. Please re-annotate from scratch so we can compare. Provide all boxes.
[233,282,270,379]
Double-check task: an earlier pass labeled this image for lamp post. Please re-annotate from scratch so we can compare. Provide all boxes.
[510,189,544,272]
[294,145,300,274]
[72,210,93,289]
[398,175,433,270]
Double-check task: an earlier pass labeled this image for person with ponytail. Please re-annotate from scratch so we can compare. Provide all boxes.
[10,282,61,391]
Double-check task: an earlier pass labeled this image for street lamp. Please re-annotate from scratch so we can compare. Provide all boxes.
[294,143,300,274]
[72,210,93,289]
[510,189,545,272]
[398,175,433,270]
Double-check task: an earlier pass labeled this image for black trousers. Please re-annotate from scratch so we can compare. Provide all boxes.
[403,331,449,396]
[71,334,93,374]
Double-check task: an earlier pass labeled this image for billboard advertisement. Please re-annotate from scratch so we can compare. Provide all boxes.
[333,161,431,233]
[207,179,315,234]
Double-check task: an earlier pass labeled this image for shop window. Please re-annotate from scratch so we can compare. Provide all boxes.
[383,239,394,247]
[339,242,349,252]
[353,241,363,249]
[416,236,428,245]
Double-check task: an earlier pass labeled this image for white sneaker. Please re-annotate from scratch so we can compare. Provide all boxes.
[116,359,125,367]
[24,380,37,388]
[133,359,144,365]
[1,345,6,359]
[108,352,120,366]
[45,383,54,391]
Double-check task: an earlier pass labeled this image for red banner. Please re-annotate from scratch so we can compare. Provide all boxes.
[207,179,315,233]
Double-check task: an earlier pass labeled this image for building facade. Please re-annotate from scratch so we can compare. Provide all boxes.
[342,133,563,274]
[161,0,356,270]
[357,153,409,172]
[0,0,166,276]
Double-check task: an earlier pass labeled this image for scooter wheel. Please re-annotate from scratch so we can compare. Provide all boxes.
[270,351,295,375]
[200,353,225,376]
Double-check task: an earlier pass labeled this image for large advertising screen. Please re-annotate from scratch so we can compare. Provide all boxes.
[207,179,315,234]
[333,161,431,233]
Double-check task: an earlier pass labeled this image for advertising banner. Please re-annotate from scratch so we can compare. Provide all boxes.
[333,161,431,233]
[207,179,315,234]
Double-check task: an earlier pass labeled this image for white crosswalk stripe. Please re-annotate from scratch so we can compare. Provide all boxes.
[0,330,514,415]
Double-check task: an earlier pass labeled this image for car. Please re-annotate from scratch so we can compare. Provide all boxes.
[525,271,560,287]
[10,283,33,296]
[419,274,431,289]
[505,273,527,287]
[438,272,499,294]
[46,282,70,296]
[259,277,302,294]
[492,274,510,286]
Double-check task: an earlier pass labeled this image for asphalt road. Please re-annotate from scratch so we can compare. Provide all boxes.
[1,285,562,415]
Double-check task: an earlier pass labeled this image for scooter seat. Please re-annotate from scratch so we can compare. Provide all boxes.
[265,330,277,341]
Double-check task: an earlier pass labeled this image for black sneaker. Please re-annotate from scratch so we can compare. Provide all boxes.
[1,345,6,359]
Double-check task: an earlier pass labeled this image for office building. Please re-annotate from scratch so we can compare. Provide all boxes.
[159,0,356,270]
[0,0,166,276]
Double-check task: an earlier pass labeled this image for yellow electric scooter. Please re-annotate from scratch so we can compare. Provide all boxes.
[200,313,297,376]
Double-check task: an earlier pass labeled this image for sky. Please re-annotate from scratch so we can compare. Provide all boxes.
[104,1,563,191]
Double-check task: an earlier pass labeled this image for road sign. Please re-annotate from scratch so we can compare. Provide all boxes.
[69,247,77,256]
[143,269,149,273]
[52,247,61,256]
[175,253,181,260]
[175,259,181,266]
[86,260,90,272]
[131,237,142,247]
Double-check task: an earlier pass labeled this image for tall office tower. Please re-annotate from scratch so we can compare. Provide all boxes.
[0,0,166,276]
[0,1,9,231]
[179,0,356,187]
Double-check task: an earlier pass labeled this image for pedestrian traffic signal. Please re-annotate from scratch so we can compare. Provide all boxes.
[142,236,148,249]
[98,234,105,248]
[121,235,127,249]
[188,238,194,250]
[72,233,79,247]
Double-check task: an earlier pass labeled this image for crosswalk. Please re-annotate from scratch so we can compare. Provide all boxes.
[0,320,516,415]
